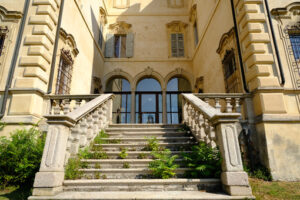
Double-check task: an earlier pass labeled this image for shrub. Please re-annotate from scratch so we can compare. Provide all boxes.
[143,137,162,151]
[182,142,221,178]
[0,126,45,187]
[149,149,179,179]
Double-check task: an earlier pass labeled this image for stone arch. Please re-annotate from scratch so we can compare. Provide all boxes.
[133,67,166,91]
[165,68,194,90]
[103,69,134,91]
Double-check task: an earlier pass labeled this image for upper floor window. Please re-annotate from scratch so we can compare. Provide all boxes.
[114,0,130,9]
[193,22,199,46]
[56,49,74,94]
[289,33,300,60]
[222,50,236,79]
[171,33,184,57]
[105,22,134,58]
[115,35,127,58]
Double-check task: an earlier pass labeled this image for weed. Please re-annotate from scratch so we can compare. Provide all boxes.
[142,137,162,151]
[78,147,92,159]
[149,149,179,179]
[137,153,147,159]
[95,172,101,179]
[118,148,128,159]
[65,158,83,180]
[80,162,89,169]
[95,163,101,169]
[92,151,109,159]
[245,165,272,181]
[109,139,121,144]
[123,162,130,168]
[94,130,109,144]
[101,175,107,179]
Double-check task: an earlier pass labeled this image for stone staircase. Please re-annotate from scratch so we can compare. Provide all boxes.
[30,124,254,200]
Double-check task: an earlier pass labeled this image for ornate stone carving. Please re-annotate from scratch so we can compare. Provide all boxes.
[189,4,197,22]
[108,21,132,34]
[0,6,22,22]
[166,21,188,33]
[59,28,79,56]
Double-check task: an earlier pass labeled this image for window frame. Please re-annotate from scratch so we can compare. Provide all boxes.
[170,33,185,57]
[0,26,9,56]
[55,49,74,95]
[114,34,127,58]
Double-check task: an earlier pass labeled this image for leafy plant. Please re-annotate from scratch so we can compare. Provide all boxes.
[0,126,45,187]
[143,137,162,151]
[92,151,109,159]
[101,174,107,179]
[109,139,121,144]
[118,148,128,159]
[123,162,130,168]
[78,147,92,159]
[245,165,272,181]
[149,149,179,179]
[182,142,221,178]
[65,158,83,180]
[137,153,147,159]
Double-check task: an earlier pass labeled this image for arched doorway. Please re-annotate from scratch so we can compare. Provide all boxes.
[136,78,162,123]
[106,78,131,124]
[167,77,191,124]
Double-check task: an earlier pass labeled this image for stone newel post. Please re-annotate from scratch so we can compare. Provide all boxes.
[214,119,252,196]
[33,124,72,196]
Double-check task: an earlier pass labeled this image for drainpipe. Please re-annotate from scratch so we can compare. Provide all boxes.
[0,0,31,119]
[230,0,249,93]
[264,0,285,85]
[47,0,65,94]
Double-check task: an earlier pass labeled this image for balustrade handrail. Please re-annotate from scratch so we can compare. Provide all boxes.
[194,93,250,98]
[182,94,241,123]
[45,94,114,126]
[45,94,100,100]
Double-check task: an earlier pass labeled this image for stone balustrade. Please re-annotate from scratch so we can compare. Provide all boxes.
[45,94,100,115]
[182,94,252,196]
[32,94,114,196]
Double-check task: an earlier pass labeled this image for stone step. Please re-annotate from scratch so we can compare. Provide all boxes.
[106,128,182,133]
[95,142,196,151]
[79,168,191,179]
[89,151,192,159]
[29,191,254,200]
[63,179,221,193]
[80,159,185,169]
[108,124,183,129]
[97,137,194,144]
[107,131,188,138]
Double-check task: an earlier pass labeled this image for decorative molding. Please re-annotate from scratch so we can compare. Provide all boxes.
[166,21,188,33]
[99,7,107,24]
[0,6,22,22]
[103,68,134,91]
[189,4,197,22]
[271,2,300,17]
[59,28,79,56]
[217,28,235,54]
[108,21,132,34]
[165,68,194,88]
[133,67,166,90]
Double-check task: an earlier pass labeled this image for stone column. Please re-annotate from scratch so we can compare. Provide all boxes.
[32,124,71,196]
[214,120,252,196]
[131,90,135,123]
[162,90,167,124]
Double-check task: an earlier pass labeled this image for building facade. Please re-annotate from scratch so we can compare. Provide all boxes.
[0,0,299,187]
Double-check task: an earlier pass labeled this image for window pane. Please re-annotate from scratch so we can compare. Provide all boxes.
[106,78,131,92]
[290,34,300,60]
[136,78,161,91]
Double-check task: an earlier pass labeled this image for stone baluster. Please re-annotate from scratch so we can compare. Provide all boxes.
[79,118,88,147]
[235,98,241,114]
[74,99,82,110]
[215,98,221,112]
[86,114,94,140]
[225,98,233,113]
[62,99,71,115]
[53,100,61,115]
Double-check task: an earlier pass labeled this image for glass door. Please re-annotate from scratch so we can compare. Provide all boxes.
[136,92,162,123]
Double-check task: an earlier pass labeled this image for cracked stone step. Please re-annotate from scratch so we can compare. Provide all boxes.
[88,151,192,159]
[29,191,254,200]
[80,159,185,168]
[79,168,192,179]
[95,142,196,151]
[63,179,221,193]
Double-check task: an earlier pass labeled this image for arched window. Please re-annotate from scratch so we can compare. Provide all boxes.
[136,78,162,123]
[106,78,131,124]
[167,77,191,124]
